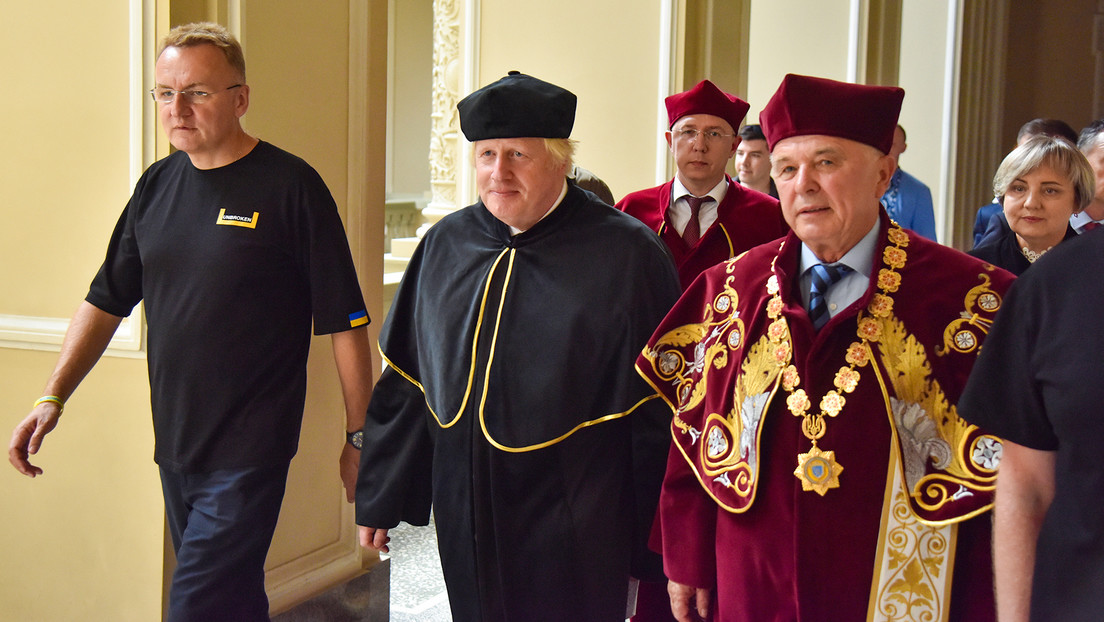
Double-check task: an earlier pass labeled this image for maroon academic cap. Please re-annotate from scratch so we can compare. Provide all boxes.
[665,80,750,131]
[759,74,904,154]
[458,71,576,141]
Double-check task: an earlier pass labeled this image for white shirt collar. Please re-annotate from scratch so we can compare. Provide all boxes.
[798,218,880,278]
[672,176,728,205]
[1070,210,1103,232]
[796,219,881,316]
[669,177,728,235]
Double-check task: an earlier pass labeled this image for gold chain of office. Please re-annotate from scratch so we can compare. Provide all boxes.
[762,223,910,495]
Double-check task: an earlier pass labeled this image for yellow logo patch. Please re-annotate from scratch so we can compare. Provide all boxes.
[216,209,259,229]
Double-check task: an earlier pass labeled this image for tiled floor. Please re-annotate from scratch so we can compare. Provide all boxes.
[387,517,452,622]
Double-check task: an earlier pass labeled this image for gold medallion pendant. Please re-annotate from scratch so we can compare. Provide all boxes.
[764,223,911,495]
[794,445,844,495]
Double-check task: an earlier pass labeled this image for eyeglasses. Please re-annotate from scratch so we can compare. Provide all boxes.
[673,128,736,144]
[149,84,242,105]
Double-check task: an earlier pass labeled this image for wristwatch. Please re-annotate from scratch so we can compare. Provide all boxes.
[346,430,363,450]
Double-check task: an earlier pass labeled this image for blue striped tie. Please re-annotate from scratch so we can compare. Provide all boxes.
[808,263,852,329]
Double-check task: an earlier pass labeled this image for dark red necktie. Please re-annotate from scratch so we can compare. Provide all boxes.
[1085,221,1101,231]
[683,196,713,246]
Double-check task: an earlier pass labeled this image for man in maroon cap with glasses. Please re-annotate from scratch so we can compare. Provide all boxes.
[618,80,787,291]
[635,74,1015,621]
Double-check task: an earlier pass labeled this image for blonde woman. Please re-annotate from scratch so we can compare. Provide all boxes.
[969,135,1095,274]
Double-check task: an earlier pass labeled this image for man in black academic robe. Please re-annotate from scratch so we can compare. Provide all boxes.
[355,72,682,621]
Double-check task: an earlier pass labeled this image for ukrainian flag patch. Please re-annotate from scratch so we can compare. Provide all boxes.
[349,310,369,327]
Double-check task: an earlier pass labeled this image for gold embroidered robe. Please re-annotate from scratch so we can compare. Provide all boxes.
[637,215,1015,621]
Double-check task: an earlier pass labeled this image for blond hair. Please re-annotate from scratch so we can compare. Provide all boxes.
[994,135,1095,212]
[542,138,577,170]
[159,22,246,82]
[469,138,577,171]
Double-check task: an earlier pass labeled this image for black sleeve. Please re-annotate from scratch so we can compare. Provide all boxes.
[629,392,672,582]
[302,167,369,336]
[628,238,682,582]
[959,277,1057,450]
[86,199,143,317]
[355,366,435,528]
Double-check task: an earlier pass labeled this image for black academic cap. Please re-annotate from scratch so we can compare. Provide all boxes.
[457,71,577,141]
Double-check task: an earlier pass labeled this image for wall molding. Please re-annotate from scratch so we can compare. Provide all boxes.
[0,0,149,357]
[0,314,144,356]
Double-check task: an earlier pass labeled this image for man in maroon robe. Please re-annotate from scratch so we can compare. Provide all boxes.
[636,74,1015,621]
[618,80,788,291]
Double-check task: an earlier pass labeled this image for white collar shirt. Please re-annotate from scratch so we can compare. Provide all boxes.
[669,177,728,236]
[1070,210,1104,234]
[797,219,881,320]
[509,180,569,236]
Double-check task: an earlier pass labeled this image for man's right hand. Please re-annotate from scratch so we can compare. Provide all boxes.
[669,580,712,621]
[358,526,391,553]
[7,302,123,478]
[9,402,62,477]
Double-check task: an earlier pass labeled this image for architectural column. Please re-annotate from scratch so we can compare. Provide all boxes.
[385,0,472,311]
[390,0,466,263]
[232,1,389,613]
[386,0,470,314]
[425,0,463,232]
[864,0,902,87]
[951,0,1009,249]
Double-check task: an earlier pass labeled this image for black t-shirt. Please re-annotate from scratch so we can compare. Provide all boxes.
[960,229,1104,620]
[87,141,368,472]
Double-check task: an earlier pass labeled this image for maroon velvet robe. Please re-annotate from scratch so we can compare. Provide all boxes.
[617,175,787,290]
[637,213,1015,621]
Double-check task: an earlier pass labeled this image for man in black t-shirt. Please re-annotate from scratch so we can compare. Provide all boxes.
[960,227,1104,621]
[8,23,373,622]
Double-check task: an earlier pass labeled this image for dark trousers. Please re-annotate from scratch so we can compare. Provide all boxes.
[160,463,290,622]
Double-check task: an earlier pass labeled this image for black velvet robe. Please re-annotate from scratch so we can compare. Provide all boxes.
[968,212,1077,275]
[356,182,681,621]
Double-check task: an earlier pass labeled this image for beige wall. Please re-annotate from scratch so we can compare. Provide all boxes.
[746,0,854,123]
[0,3,165,621]
[476,0,665,203]
[898,0,953,241]
[0,355,162,621]
[388,0,434,198]
[1,4,138,316]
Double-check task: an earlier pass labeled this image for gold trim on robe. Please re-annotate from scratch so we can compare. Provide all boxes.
[868,444,957,622]
[638,230,1007,522]
[385,246,658,453]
